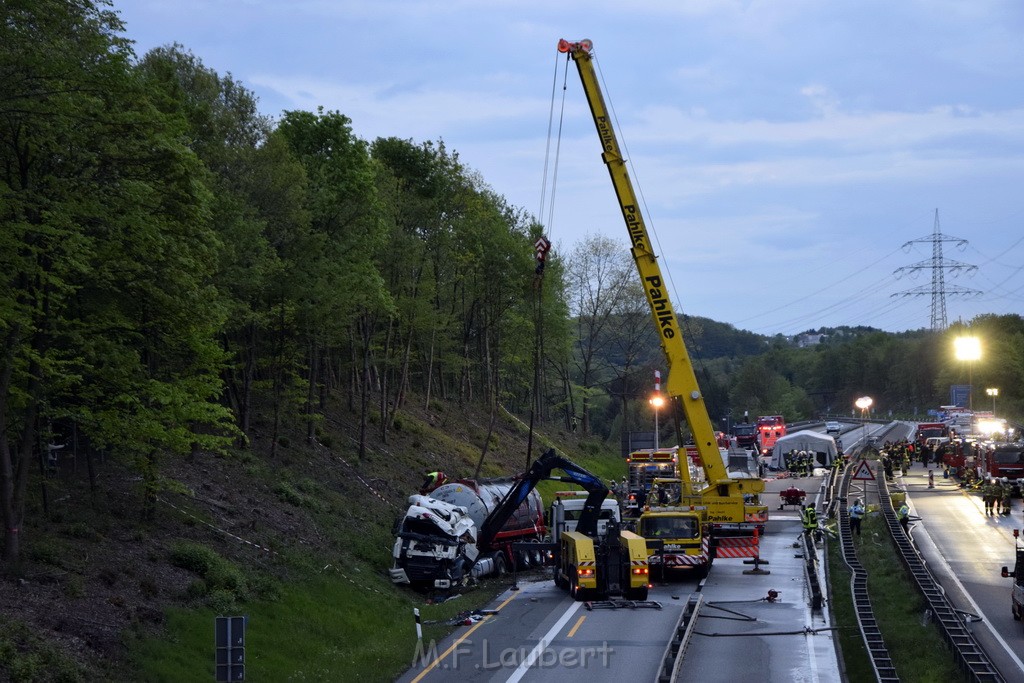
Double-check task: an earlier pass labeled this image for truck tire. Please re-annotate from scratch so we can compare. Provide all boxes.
[625,585,648,601]
[1013,603,1021,621]
[493,552,508,576]
[553,566,568,589]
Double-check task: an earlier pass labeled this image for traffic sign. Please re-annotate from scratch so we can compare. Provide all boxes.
[851,460,875,481]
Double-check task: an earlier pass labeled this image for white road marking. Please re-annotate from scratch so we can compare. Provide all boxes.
[506,600,583,682]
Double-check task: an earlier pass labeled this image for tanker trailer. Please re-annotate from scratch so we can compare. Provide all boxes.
[389,478,546,589]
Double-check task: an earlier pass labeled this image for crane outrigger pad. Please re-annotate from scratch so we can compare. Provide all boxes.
[584,599,662,611]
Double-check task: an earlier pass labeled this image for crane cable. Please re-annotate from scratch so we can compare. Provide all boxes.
[526,51,574,467]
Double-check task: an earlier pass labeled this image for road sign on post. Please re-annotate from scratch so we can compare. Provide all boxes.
[215,615,246,681]
[851,460,875,481]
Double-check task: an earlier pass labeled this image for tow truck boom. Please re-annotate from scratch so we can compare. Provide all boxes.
[473,448,651,601]
[477,448,608,551]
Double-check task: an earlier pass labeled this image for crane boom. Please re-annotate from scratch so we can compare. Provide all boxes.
[557,38,730,487]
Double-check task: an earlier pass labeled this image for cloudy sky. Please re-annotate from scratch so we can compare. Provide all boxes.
[113,0,1024,337]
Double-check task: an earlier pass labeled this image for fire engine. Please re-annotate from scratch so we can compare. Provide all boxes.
[757,415,787,456]
[915,422,950,450]
[983,442,1024,483]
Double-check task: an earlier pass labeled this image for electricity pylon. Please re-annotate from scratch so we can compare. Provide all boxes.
[892,209,982,331]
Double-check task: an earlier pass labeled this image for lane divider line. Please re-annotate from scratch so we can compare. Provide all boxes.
[410,589,521,683]
[566,614,586,638]
[507,601,583,683]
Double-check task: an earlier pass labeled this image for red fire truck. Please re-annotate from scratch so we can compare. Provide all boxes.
[983,442,1024,483]
[757,416,786,456]
[915,422,950,450]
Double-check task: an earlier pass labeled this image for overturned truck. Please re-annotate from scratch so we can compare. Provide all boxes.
[390,478,546,590]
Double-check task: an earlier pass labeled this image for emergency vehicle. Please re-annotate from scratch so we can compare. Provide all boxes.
[1000,529,1024,624]
[757,416,787,456]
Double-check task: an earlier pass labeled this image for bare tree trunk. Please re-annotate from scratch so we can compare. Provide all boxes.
[424,327,435,410]
[306,340,319,444]
[240,322,256,443]
[1,325,41,570]
[473,399,498,479]
[358,314,371,461]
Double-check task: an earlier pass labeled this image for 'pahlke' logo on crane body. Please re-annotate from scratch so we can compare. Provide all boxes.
[644,275,677,340]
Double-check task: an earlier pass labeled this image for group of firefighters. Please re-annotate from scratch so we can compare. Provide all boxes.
[783,450,819,477]
[981,478,1015,516]
[784,449,847,478]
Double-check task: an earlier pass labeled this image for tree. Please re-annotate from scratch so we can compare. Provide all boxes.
[276,109,392,459]
[1,0,235,566]
[566,234,633,434]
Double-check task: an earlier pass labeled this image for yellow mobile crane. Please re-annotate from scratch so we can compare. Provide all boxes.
[557,39,766,552]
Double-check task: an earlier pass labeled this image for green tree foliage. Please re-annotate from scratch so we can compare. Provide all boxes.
[0,0,236,565]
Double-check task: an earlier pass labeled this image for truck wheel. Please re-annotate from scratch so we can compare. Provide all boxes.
[570,580,589,602]
[493,553,508,576]
[554,566,568,589]
[1014,604,1021,621]
[625,586,649,601]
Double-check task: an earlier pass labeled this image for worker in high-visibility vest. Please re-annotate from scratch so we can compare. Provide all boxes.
[897,502,910,533]
[801,504,818,538]
[419,471,448,495]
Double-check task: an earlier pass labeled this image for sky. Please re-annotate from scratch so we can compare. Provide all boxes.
[112,0,1024,337]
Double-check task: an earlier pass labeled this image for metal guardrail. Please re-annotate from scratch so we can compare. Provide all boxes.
[656,593,703,683]
[824,420,1006,683]
[835,465,900,681]
[877,471,1004,682]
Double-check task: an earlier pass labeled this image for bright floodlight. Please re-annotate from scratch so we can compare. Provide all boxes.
[649,394,666,408]
[977,418,1006,436]
[954,336,981,362]
[855,396,873,411]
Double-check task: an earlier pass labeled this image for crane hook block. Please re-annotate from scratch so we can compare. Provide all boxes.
[558,39,593,53]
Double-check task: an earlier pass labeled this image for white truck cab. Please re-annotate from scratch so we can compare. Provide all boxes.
[550,493,621,538]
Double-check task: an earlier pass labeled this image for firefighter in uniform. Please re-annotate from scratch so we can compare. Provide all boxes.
[993,478,1006,515]
[1001,478,1013,516]
[801,504,818,540]
[983,479,995,516]
[419,471,448,495]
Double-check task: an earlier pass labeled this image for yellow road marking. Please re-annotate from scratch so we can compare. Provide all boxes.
[566,614,586,638]
[410,591,519,682]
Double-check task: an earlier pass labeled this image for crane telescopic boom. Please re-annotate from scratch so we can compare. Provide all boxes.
[557,39,764,518]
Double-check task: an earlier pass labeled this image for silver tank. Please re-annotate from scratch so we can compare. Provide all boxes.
[430,478,544,539]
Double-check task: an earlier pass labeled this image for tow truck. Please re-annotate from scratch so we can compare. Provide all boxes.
[557,38,767,569]
[1000,529,1024,624]
[472,448,652,602]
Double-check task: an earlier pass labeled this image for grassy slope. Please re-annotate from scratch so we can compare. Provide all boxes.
[2,396,628,682]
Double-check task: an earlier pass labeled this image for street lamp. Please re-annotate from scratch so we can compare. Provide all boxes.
[649,393,665,450]
[986,387,999,415]
[855,396,873,445]
[954,336,981,411]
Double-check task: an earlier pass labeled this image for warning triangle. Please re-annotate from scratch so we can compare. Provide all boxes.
[851,460,875,481]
